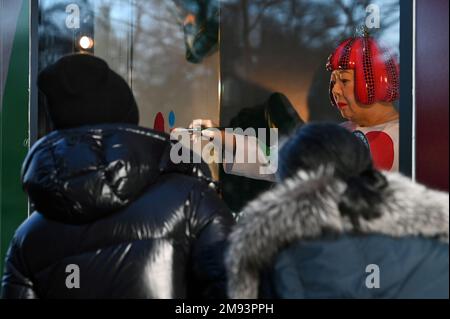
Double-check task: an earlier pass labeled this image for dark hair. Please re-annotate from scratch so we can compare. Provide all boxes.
[278,123,387,224]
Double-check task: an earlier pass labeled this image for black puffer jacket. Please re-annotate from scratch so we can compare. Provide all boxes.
[1,124,235,299]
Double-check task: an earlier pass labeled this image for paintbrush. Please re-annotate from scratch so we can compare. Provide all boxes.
[174,127,227,133]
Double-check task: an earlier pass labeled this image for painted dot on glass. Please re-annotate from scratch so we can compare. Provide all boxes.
[169,111,176,128]
[154,112,165,133]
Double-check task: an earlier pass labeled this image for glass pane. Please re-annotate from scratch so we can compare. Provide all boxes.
[37,0,402,213]
[220,0,400,211]
[38,0,220,131]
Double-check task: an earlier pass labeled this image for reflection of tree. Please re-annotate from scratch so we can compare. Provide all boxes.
[224,0,399,62]
[239,0,284,58]
[220,0,400,123]
[38,0,220,130]
[38,0,400,126]
[96,0,220,127]
[336,0,399,35]
[39,0,93,70]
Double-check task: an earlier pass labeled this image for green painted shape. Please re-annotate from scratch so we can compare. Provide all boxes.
[0,0,29,280]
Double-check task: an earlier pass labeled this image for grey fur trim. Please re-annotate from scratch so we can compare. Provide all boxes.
[226,168,449,299]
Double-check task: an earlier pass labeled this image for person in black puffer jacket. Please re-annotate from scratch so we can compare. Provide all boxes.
[1,54,235,299]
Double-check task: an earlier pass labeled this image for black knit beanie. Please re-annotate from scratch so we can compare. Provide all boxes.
[38,54,139,129]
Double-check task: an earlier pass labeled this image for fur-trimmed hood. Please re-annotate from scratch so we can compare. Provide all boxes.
[226,168,449,299]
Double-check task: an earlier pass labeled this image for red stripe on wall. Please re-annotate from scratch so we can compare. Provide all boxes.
[416,0,449,191]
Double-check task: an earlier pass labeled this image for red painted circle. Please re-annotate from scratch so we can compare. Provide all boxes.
[365,131,395,171]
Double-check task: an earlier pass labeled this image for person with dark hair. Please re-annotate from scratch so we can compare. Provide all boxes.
[1,54,235,299]
[226,123,448,299]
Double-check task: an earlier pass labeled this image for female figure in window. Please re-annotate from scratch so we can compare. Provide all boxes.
[327,34,400,171]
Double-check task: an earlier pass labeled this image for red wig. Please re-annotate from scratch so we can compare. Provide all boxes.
[326,36,400,107]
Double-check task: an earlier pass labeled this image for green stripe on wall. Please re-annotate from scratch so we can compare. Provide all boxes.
[0,0,29,280]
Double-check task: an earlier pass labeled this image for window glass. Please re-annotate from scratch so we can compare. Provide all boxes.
[39,0,220,131]
[220,0,400,211]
